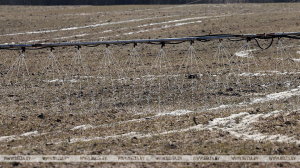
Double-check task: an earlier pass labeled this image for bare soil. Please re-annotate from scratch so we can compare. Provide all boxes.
[1,3,300,167]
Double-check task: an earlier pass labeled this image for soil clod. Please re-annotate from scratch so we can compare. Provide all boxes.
[37,113,45,119]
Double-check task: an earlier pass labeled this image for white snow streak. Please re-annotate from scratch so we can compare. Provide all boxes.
[157,109,194,116]
[250,86,300,104]
[69,110,300,144]
[235,49,257,57]
[0,16,173,37]
[71,125,94,131]
[0,131,39,142]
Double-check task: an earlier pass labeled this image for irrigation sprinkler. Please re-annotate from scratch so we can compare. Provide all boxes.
[1,32,300,50]
[1,31,300,114]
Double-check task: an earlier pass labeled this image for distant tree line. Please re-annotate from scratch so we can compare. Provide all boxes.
[0,0,297,5]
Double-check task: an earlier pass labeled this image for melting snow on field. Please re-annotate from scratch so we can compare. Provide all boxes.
[71,125,94,131]
[250,86,300,104]
[0,135,15,142]
[157,109,194,116]
[203,111,300,143]
[0,15,173,36]
[10,14,225,44]
[3,78,300,146]
[293,58,300,61]
[0,131,39,142]
[67,84,300,144]
[238,72,266,77]
[20,131,38,136]
[235,49,256,57]
[3,83,299,145]
[68,109,300,144]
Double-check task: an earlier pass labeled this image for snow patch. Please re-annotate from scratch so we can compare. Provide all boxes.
[67,110,300,144]
[203,111,300,143]
[293,58,300,61]
[70,132,138,143]
[20,131,38,136]
[175,21,202,26]
[207,104,232,111]
[0,131,39,142]
[137,16,207,28]
[0,16,173,37]
[235,49,256,57]
[239,72,266,77]
[71,125,94,131]
[262,110,281,118]
[251,86,300,104]
[157,109,194,116]
[0,136,15,142]
[45,79,64,83]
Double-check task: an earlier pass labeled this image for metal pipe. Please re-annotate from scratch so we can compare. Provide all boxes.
[0,31,299,50]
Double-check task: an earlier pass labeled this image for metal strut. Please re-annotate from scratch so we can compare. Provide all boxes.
[21,47,25,53]
[190,40,194,46]
[161,42,165,49]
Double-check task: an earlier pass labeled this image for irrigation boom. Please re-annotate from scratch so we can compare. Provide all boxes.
[0,31,300,50]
